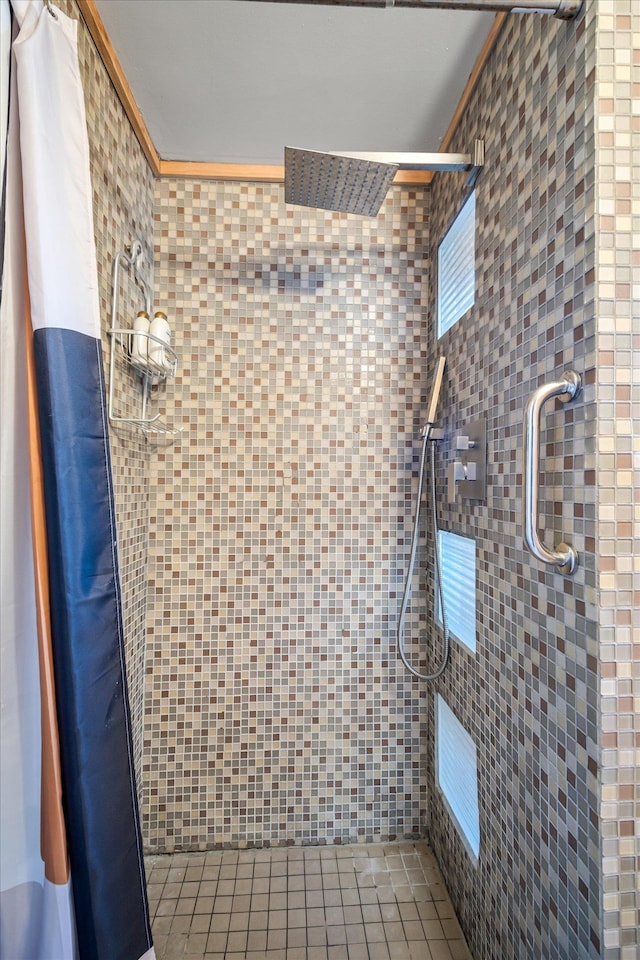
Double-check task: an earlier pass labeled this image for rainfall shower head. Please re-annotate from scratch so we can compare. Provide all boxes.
[284,147,399,217]
[284,141,485,217]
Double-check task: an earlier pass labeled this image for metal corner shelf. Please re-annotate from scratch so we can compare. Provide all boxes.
[107,241,182,443]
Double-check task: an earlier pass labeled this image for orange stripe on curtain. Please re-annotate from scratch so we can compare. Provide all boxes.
[23,261,69,887]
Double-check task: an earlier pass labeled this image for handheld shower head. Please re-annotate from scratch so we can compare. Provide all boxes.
[423,356,446,432]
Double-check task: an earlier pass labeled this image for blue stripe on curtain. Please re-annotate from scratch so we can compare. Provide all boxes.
[33,326,152,960]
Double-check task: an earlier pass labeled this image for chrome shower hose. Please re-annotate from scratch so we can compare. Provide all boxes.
[396,426,450,681]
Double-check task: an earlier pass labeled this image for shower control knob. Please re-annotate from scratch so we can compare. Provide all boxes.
[452,418,487,501]
[447,459,478,502]
[448,460,466,502]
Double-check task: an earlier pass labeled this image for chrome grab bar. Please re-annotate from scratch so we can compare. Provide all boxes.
[523,371,581,575]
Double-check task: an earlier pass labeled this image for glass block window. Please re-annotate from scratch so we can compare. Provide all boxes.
[437,190,476,338]
[437,530,476,653]
[436,695,480,861]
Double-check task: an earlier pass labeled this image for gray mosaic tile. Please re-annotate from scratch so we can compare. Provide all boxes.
[60,0,155,798]
[425,6,600,960]
[146,178,432,852]
[594,3,640,959]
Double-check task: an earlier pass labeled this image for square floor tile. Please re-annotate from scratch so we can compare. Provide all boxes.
[246,930,267,951]
[148,842,474,960]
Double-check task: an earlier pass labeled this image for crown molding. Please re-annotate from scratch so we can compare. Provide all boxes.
[157,160,436,185]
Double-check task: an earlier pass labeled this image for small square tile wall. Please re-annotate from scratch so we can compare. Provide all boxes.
[145,181,434,851]
[595,3,640,958]
[61,0,156,793]
[65,0,639,955]
[425,6,601,960]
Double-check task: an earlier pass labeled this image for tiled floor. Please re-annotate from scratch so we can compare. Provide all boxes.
[146,840,473,960]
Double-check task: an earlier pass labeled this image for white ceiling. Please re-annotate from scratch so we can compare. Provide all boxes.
[94,0,496,166]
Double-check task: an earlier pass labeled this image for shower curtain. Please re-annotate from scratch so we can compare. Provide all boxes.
[0,2,154,958]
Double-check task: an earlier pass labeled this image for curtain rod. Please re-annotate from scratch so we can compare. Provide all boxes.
[247,1,582,21]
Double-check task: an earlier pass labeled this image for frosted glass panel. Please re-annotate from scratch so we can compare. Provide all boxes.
[437,190,475,338]
[437,530,476,653]
[437,695,480,860]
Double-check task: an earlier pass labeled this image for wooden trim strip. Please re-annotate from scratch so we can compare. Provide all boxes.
[439,12,508,153]
[394,169,434,186]
[158,160,285,182]
[76,0,161,176]
[159,159,434,185]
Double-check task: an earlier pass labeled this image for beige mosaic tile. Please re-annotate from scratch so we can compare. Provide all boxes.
[145,180,433,852]
[595,3,640,959]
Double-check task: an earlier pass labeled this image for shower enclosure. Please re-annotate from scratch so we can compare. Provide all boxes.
[81,0,635,957]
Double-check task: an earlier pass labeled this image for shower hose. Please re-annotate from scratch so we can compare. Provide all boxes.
[396,425,451,681]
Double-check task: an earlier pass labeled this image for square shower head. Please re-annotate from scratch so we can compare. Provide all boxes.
[284,146,399,217]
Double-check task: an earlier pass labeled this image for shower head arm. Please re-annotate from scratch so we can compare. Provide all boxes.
[331,151,466,171]
[331,139,485,177]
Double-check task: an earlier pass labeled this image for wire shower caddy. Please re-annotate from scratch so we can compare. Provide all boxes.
[107,240,181,442]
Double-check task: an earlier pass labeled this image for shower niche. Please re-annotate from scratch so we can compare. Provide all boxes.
[107,240,181,442]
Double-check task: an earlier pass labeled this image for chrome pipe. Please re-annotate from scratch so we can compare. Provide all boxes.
[522,371,581,575]
[251,1,583,21]
[395,0,582,16]
[330,151,471,171]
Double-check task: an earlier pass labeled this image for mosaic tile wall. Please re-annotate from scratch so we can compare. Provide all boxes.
[65,0,638,954]
[61,0,155,786]
[425,6,601,960]
[594,4,640,958]
[145,182,434,851]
